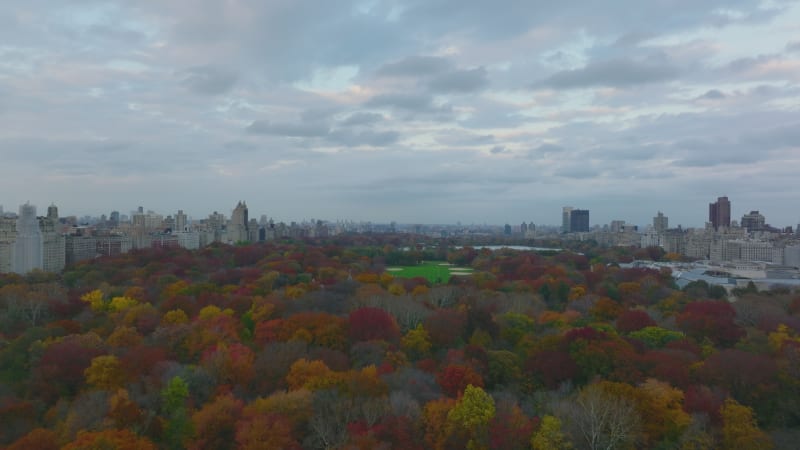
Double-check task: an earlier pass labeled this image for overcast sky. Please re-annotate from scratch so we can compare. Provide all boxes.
[1,0,799,227]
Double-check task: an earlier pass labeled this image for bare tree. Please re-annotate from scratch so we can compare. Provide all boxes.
[558,384,642,450]
[305,390,357,450]
[0,282,64,327]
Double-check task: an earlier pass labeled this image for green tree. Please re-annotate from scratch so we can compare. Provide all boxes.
[532,415,573,450]
[162,376,192,450]
[447,384,496,450]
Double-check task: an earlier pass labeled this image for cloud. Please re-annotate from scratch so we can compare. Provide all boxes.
[246,120,330,137]
[527,143,565,158]
[328,129,400,147]
[340,112,385,126]
[435,131,495,146]
[376,56,451,77]
[536,58,681,89]
[698,89,726,100]
[787,41,800,52]
[180,65,238,95]
[429,67,489,93]
[365,93,454,118]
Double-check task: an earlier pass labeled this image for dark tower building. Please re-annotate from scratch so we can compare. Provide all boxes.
[570,209,590,232]
[709,196,731,230]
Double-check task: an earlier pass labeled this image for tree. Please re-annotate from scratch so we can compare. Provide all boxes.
[162,376,192,450]
[402,324,432,359]
[559,382,641,450]
[6,428,59,450]
[62,429,157,450]
[448,384,496,450]
[677,301,744,347]
[189,393,243,450]
[437,364,484,397]
[305,390,357,450]
[349,307,401,343]
[236,413,301,450]
[531,415,573,450]
[615,310,656,333]
[84,355,126,390]
[720,398,772,450]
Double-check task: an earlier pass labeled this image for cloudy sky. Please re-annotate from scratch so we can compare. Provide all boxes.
[1,0,799,228]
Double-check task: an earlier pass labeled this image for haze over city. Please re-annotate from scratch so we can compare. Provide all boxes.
[1,1,799,226]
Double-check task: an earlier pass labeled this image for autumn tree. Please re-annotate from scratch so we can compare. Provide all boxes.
[531,415,573,450]
[448,384,496,450]
[161,376,192,450]
[437,364,484,397]
[62,429,157,450]
[720,398,772,450]
[677,301,744,347]
[558,382,641,450]
[84,355,126,390]
[6,428,59,450]
[189,393,243,450]
[349,307,401,343]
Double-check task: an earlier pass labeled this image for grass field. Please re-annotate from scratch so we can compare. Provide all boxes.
[386,261,473,284]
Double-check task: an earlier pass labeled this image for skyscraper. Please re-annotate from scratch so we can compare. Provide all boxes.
[13,203,43,273]
[740,211,765,232]
[562,207,573,233]
[709,196,731,230]
[47,204,58,221]
[228,201,250,243]
[175,210,187,232]
[570,209,590,232]
[653,211,668,233]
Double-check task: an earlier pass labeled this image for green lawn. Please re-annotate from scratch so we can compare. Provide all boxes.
[386,261,473,284]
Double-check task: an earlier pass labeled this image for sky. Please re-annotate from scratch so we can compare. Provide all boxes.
[1,0,799,228]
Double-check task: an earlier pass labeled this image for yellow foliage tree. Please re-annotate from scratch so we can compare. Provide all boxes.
[108,296,138,312]
[84,355,126,390]
[161,309,189,325]
[720,398,772,450]
[402,324,432,358]
[447,385,496,450]
[532,415,573,450]
[81,289,106,312]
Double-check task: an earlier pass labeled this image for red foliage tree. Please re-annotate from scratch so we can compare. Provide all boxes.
[677,300,745,346]
[616,309,656,333]
[436,364,484,397]
[525,350,578,389]
[6,428,59,450]
[424,309,467,348]
[34,338,105,401]
[683,384,725,424]
[349,307,400,343]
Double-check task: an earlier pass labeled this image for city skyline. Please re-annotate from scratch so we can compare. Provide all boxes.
[0,195,796,230]
[1,1,799,226]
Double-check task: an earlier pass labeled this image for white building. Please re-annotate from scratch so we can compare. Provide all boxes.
[13,203,43,273]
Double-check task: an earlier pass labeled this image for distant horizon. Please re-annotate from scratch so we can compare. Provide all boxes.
[1,197,797,231]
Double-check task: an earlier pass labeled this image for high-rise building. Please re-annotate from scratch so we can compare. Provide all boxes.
[47,204,58,221]
[0,216,16,273]
[570,209,590,232]
[40,215,65,273]
[708,196,731,230]
[653,211,668,233]
[228,201,250,243]
[109,211,120,227]
[175,210,188,232]
[562,207,573,233]
[741,210,766,232]
[13,203,43,273]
